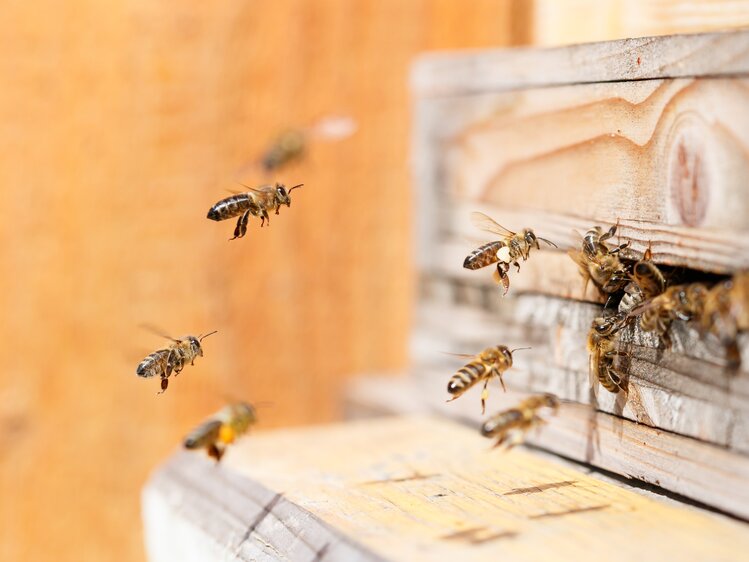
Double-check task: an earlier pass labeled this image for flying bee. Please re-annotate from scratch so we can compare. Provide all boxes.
[569,224,630,298]
[207,182,304,240]
[463,212,557,295]
[701,273,749,365]
[481,393,559,449]
[136,329,218,394]
[587,315,628,393]
[261,129,306,173]
[446,345,530,413]
[183,402,257,462]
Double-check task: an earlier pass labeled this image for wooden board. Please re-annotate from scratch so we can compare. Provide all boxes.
[346,379,749,521]
[144,416,749,561]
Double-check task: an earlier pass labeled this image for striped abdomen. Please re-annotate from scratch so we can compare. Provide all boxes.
[207,194,253,221]
[136,349,169,378]
[480,409,524,437]
[598,364,624,393]
[447,362,490,397]
[463,241,504,270]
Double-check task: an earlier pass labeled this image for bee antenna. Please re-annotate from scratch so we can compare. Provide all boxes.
[288,183,304,193]
[199,330,218,342]
[510,347,532,354]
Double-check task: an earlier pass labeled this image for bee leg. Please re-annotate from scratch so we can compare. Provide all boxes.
[492,433,508,449]
[157,377,169,395]
[513,261,521,273]
[496,263,510,295]
[480,380,490,415]
[208,444,224,463]
[261,210,270,227]
[495,371,507,392]
[230,211,250,240]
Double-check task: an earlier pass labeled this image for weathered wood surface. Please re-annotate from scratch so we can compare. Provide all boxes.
[346,379,749,521]
[146,416,749,561]
[413,30,749,97]
[143,451,380,562]
[415,76,749,274]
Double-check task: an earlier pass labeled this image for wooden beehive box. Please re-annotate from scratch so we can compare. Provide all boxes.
[350,30,749,519]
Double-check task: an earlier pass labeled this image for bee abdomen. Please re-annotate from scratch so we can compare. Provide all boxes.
[463,242,502,270]
[599,368,623,393]
[481,409,522,437]
[207,194,251,221]
[447,363,485,395]
[136,352,165,378]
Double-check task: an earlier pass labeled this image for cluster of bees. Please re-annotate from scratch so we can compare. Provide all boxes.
[133,132,312,462]
[451,214,748,448]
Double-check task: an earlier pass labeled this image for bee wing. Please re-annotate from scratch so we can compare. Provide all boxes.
[183,419,223,449]
[471,212,516,237]
[139,323,181,343]
[440,351,477,359]
[238,183,273,194]
[627,296,660,318]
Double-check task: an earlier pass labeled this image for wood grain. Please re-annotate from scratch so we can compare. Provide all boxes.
[146,416,749,560]
[0,2,524,561]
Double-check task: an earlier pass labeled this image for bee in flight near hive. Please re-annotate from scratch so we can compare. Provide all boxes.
[183,402,257,462]
[136,329,218,394]
[207,182,304,240]
[587,314,628,393]
[446,345,530,413]
[481,393,559,449]
[463,212,557,295]
[569,224,630,298]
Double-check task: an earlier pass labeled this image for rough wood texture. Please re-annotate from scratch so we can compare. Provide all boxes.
[0,2,526,561]
[146,416,749,561]
[347,378,749,521]
[143,452,380,562]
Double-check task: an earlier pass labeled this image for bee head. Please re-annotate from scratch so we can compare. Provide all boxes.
[498,345,514,367]
[275,184,291,206]
[235,402,257,425]
[542,393,560,409]
[187,336,203,357]
[524,230,537,246]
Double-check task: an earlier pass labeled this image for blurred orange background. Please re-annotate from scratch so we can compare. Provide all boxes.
[1,1,747,560]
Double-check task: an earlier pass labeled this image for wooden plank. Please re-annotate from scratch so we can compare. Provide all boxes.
[204,415,749,561]
[533,0,749,47]
[415,77,749,274]
[143,451,381,562]
[412,30,749,97]
[346,379,749,521]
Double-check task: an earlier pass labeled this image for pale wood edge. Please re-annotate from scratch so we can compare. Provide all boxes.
[142,451,384,562]
[412,30,749,97]
[346,374,749,521]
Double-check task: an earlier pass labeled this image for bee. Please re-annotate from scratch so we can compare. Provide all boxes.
[701,273,749,365]
[619,246,667,321]
[207,182,304,240]
[630,283,709,346]
[136,330,218,394]
[463,212,557,295]
[587,315,628,393]
[569,224,630,297]
[481,393,559,449]
[261,129,306,173]
[183,402,257,462]
[446,345,530,413]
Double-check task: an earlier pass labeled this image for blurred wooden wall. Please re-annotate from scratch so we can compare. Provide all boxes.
[0,1,528,560]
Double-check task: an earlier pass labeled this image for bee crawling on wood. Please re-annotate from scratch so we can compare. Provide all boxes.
[207,182,304,240]
[136,328,218,394]
[587,313,629,394]
[463,212,557,295]
[481,393,559,449]
[183,402,257,462]
[569,224,630,298]
[446,345,530,414]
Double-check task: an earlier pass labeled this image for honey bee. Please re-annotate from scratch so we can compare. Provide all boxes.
[701,273,749,365]
[587,315,628,393]
[569,224,630,297]
[446,345,529,413]
[619,246,667,320]
[207,182,304,240]
[136,330,218,394]
[630,283,709,346]
[481,393,559,449]
[463,212,557,295]
[261,129,306,173]
[183,402,257,462]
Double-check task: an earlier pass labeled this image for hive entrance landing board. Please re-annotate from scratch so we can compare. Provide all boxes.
[211,415,748,561]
